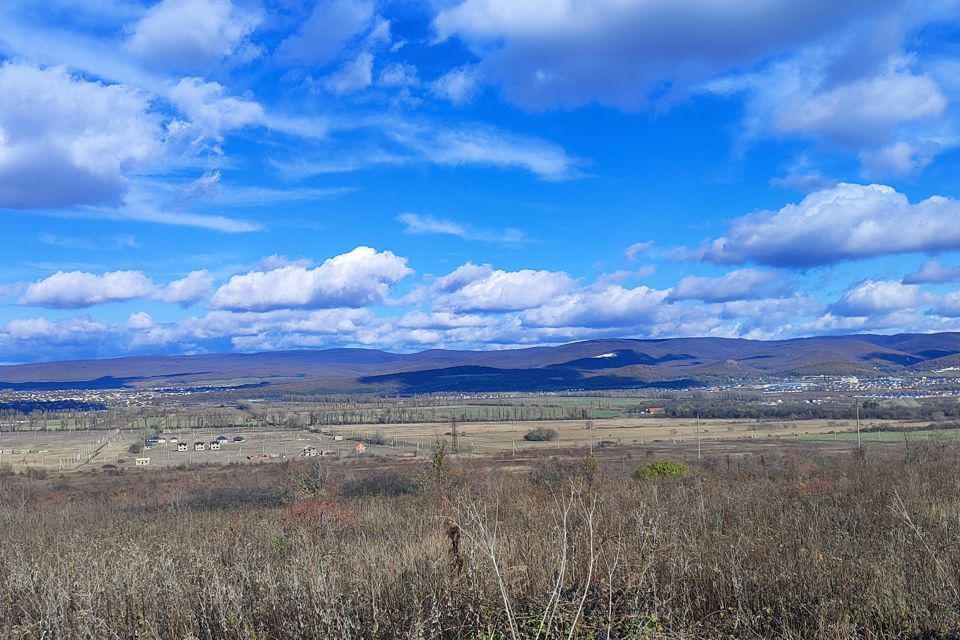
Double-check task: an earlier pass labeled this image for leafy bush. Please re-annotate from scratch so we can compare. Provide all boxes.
[529,457,582,487]
[524,427,558,442]
[127,442,143,455]
[530,454,601,487]
[633,458,689,480]
[184,486,290,511]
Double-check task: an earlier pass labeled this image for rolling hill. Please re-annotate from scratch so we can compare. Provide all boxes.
[2,332,960,393]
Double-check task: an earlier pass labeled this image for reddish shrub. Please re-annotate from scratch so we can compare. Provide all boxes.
[797,475,833,497]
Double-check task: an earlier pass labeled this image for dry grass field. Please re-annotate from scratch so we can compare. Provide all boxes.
[363,416,938,453]
[2,439,960,639]
[0,415,948,472]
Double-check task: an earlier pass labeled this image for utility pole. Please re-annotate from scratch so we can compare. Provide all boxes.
[450,420,459,454]
[696,412,701,460]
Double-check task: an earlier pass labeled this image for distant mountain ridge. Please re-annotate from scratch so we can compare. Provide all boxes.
[2,332,960,393]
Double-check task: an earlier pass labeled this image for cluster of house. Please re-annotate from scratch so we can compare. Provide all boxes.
[296,442,367,458]
[299,443,364,457]
[133,431,372,467]
[145,434,247,452]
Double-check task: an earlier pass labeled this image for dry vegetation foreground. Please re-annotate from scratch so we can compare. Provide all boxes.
[2,445,960,639]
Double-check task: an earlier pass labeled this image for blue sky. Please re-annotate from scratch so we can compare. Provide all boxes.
[1,0,960,362]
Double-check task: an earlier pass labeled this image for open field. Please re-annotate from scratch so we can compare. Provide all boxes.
[362,416,939,452]
[0,414,951,471]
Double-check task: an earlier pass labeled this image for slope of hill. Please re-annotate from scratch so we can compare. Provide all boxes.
[1,332,959,393]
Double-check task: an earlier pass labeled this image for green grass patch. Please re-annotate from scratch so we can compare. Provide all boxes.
[634,458,689,479]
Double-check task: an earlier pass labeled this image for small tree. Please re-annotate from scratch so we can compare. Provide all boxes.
[431,438,449,484]
[128,441,143,455]
[581,453,600,486]
[524,427,558,442]
[292,459,328,497]
[413,438,452,494]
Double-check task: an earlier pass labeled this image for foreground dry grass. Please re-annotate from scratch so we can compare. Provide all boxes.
[1,446,960,639]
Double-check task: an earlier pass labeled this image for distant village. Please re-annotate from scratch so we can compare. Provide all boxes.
[704,373,960,399]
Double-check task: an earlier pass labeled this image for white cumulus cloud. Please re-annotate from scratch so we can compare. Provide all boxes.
[669,269,785,302]
[434,0,876,109]
[154,270,214,306]
[696,183,960,268]
[707,36,953,177]
[832,279,925,316]
[522,284,668,329]
[0,316,113,361]
[0,63,162,208]
[125,0,261,71]
[21,271,157,309]
[434,263,575,312]
[127,311,155,330]
[211,246,412,311]
[166,77,265,145]
[903,260,960,285]
[774,69,946,146]
[21,269,214,309]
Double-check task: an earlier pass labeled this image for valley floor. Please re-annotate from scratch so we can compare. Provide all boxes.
[0,415,943,472]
